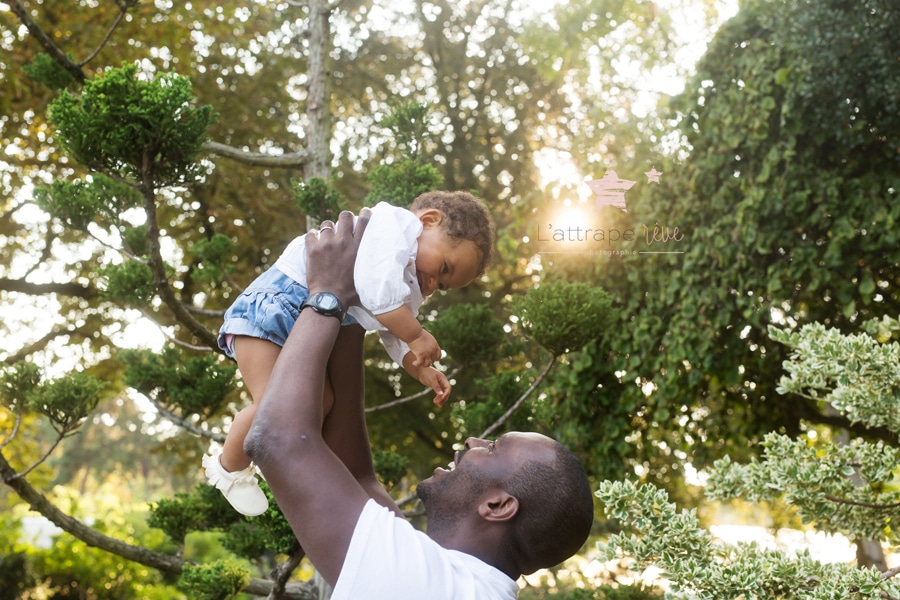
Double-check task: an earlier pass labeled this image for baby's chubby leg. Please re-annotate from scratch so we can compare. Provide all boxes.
[223,336,282,471]
[206,335,336,517]
[225,335,335,471]
[202,335,280,516]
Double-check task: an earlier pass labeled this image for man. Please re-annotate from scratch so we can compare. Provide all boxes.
[244,210,594,599]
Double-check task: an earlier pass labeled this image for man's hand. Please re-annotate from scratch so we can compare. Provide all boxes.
[305,209,370,308]
[407,329,442,368]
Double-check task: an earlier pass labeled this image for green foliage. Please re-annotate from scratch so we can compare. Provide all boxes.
[245,485,298,555]
[520,583,662,600]
[149,483,253,547]
[149,483,292,562]
[364,159,444,209]
[864,315,900,342]
[48,63,217,186]
[597,480,898,600]
[9,510,182,600]
[98,260,157,306]
[220,521,268,560]
[704,316,900,543]
[379,101,432,160]
[764,0,900,152]
[585,0,900,476]
[23,52,76,90]
[152,481,298,559]
[28,371,105,436]
[709,434,900,543]
[0,551,35,600]
[190,234,236,288]
[122,224,149,256]
[120,346,237,418]
[770,319,900,432]
[539,340,634,483]
[514,282,617,356]
[373,448,409,490]
[594,584,662,600]
[34,174,142,231]
[291,176,344,222]
[451,371,528,435]
[600,315,900,598]
[0,361,42,413]
[426,303,507,367]
[361,102,444,207]
[178,559,250,600]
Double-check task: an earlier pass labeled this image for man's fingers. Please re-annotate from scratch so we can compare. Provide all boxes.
[318,220,335,237]
[354,208,371,238]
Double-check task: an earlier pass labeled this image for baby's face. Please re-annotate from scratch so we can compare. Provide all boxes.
[415,225,481,297]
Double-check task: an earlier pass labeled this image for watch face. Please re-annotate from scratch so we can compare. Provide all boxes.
[318,294,339,310]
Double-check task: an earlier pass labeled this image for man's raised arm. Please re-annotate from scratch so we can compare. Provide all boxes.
[244,210,372,585]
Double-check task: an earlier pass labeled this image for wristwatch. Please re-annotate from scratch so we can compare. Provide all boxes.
[300,292,346,322]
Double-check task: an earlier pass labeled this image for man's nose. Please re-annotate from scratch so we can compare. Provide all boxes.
[464,437,489,450]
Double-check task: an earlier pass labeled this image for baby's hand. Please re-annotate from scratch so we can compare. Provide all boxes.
[418,367,451,407]
[407,329,442,368]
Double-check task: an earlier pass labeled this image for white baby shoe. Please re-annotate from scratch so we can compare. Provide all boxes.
[202,450,269,517]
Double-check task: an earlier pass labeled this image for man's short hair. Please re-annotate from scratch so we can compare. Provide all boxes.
[504,443,594,574]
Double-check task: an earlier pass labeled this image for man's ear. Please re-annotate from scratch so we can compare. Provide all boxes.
[478,492,519,523]
[417,208,443,229]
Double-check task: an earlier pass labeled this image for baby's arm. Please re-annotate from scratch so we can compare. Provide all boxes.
[402,355,451,407]
[376,305,441,367]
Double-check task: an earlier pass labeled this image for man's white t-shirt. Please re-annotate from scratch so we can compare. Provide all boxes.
[331,499,519,600]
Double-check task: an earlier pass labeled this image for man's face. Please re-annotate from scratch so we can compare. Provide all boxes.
[416,432,557,511]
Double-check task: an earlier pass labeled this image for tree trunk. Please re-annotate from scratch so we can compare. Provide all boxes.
[302,0,333,231]
[830,407,888,572]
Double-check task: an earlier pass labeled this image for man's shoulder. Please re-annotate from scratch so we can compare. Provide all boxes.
[335,500,518,600]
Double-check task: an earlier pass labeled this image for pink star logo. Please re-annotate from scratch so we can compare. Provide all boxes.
[645,167,662,184]
[585,171,636,212]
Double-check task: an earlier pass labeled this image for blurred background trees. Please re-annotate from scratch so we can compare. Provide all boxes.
[2,0,898,597]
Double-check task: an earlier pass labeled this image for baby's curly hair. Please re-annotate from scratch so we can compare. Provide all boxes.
[410,191,495,277]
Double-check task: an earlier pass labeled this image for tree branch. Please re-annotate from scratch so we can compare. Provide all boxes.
[0,411,23,449]
[139,150,220,350]
[0,446,184,572]
[183,305,227,318]
[0,277,97,299]
[824,495,900,510]
[77,0,137,68]
[203,141,312,168]
[267,548,305,599]
[8,0,86,85]
[479,355,557,438]
[160,325,221,353]
[4,326,85,365]
[8,433,66,480]
[0,446,317,598]
[143,393,225,443]
[882,564,900,580]
[785,397,899,447]
[0,199,27,225]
